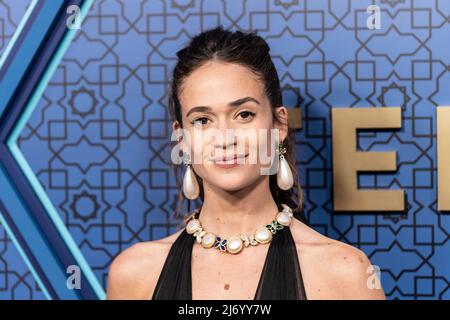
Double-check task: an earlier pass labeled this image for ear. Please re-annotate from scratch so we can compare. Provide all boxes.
[172,120,181,132]
[273,106,289,142]
[172,120,187,152]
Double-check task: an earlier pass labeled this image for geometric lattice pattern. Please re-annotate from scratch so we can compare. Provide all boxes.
[2,0,449,299]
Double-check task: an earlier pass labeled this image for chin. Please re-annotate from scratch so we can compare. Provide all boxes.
[205,171,261,192]
[220,184,250,193]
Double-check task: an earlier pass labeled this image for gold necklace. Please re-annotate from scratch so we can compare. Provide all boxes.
[185,204,294,254]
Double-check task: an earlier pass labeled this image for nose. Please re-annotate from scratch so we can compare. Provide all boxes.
[212,138,237,161]
[214,119,238,150]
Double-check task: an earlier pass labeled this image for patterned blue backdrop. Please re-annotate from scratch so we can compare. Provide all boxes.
[0,0,449,299]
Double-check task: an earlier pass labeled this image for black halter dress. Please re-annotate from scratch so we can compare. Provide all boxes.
[152,203,308,300]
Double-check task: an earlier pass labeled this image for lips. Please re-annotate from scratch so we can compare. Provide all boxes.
[212,154,247,164]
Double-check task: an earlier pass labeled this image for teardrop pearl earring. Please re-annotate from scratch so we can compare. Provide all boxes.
[182,152,200,200]
[277,141,294,190]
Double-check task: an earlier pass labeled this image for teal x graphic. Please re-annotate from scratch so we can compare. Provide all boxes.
[0,0,104,300]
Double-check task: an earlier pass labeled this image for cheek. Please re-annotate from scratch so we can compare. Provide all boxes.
[246,127,277,163]
[185,128,213,162]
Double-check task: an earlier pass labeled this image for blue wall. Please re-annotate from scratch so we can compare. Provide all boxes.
[1,0,449,299]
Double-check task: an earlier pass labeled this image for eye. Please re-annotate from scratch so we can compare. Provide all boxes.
[236,111,255,121]
[191,117,210,127]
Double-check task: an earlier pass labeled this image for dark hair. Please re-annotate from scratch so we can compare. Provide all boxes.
[168,26,305,224]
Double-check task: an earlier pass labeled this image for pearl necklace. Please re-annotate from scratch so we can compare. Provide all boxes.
[185,204,294,254]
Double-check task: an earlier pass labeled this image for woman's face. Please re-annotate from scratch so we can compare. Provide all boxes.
[175,61,288,193]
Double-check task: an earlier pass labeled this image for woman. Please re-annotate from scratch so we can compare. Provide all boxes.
[106,26,386,300]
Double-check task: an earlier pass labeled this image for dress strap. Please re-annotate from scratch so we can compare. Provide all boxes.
[253,224,307,300]
[151,228,195,299]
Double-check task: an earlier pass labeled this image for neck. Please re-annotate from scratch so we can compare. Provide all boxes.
[198,177,280,238]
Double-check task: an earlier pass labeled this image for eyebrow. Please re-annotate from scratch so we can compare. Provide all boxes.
[185,96,260,118]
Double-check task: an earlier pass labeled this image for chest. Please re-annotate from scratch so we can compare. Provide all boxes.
[191,244,268,300]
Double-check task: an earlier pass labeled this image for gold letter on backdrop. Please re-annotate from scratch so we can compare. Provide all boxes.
[287,107,302,130]
[332,107,404,211]
[437,107,450,211]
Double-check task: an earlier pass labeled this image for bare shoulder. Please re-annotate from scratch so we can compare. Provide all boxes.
[290,218,386,300]
[106,228,184,300]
